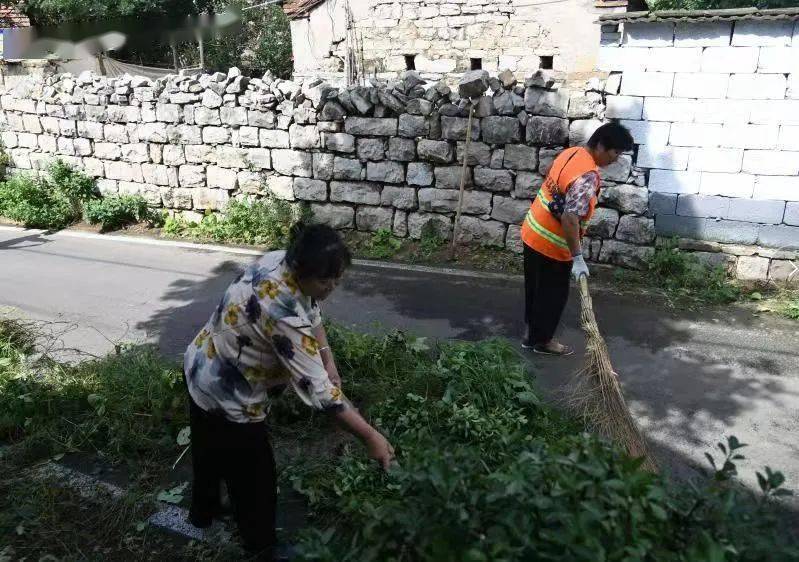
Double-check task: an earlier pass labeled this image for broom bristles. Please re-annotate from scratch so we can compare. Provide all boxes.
[568,277,658,472]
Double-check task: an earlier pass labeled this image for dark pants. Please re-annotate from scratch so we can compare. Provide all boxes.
[523,244,572,345]
[188,396,277,554]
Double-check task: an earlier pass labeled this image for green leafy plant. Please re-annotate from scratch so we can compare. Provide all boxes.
[363,229,403,259]
[648,0,799,9]
[85,194,159,231]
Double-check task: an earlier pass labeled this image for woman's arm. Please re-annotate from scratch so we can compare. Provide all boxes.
[312,323,341,387]
[333,407,395,470]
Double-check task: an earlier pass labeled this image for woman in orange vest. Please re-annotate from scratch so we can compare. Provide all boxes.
[520,123,633,355]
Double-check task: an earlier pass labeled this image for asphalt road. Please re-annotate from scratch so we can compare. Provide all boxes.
[1,226,797,503]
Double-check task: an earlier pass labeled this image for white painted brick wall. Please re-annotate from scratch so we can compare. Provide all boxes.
[619,119,671,146]
[648,47,702,72]
[672,73,729,99]
[674,22,733,47]
[643,97,696,122]
[727,74,787,100]
[669,123,723,148]
[637,145,690,170]
[699,172,755,198]
[743,150,799,175]
[732,21,793,47]
[694,100,752,124]
[597,46,649,72]
[620,72,674,97]
[700,47,759,73]
[623,23,675,47]
[605,96,644,119]
[778,125,799,150]
[720,124,779,149]
[687,148,743,173]
[787,74,799,100]
[758,47,799,73]
[754,175,799,201]
[648,169,700,194]
[749,100,799,124]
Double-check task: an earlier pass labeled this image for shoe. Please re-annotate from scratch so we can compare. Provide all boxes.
[532,344,574,357]
[521,339,535,350]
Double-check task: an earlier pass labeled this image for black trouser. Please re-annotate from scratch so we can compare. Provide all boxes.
[188,396,277,554]
[523,244,572,345]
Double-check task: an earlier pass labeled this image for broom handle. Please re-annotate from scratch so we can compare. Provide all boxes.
[578,273,590,300]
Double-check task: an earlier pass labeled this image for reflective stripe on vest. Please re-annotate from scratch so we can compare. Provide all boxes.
[524,209,568,249]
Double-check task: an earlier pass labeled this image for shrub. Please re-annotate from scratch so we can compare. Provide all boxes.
[648,0,799,8]
[363,229,403,259]
[85,194,159,231]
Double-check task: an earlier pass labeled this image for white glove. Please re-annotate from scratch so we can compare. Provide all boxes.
[571,253,589,281]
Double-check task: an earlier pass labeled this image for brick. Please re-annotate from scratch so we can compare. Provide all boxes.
[674,22,733,47]
[623,22,674,47]
[456,142,492,167]
[271,149,313,177]
[642,97,695,122]
[753,176,799,201]
[605,96,643,120]
[784,201,799,225]
[669,123,723,148]
[727,198,786,224]
[245,148,271,170]
[720,124,778,149]
[694,99,752,124]
[381,186,417,210]
[356,206,394,232]
[778,125,799,150]
[264,175,295,200]
[569,120,602,147]
[732,20,793,47]
[178,165,205,187]
[727,74,786,100]
[699,172,755,198]
[758,224,799,249]
[758,47,799,73]
[344,117,397,136]
[619,120,670,146]
[677,194,730,218]
[192,188,230,211]
[700,47,759,73]
[418,189,491,215]
[620,72,674,97]
[637,145,689,170]
[742,150,799,175]
[206,165,238,190]
[597,46,649,72]
[672,73,729,99]
[688,148,743,173]
[491,196,530,223]
[648,47,701,72]
[260,129,290,148]
[649,169,700,194]
[749,100,799,124]
[656,215,759,245]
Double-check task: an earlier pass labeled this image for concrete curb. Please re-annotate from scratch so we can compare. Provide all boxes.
[0,224,525,282]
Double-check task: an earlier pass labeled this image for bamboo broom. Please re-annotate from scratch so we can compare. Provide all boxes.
[569,275,658,472]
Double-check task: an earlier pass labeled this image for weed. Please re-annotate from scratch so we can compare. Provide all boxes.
[362,229,403,259]
[85,194,162,231]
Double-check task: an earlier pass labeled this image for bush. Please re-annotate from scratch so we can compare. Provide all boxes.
[363,229,403,259]
[85,194,161,231]
[648,0,799,8]
[162,197,310,247]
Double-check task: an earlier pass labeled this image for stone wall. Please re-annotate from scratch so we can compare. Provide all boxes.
[599,18,799,284]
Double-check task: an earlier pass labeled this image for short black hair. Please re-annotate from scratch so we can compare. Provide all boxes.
[587,122,634,152]
[285,222,352,281]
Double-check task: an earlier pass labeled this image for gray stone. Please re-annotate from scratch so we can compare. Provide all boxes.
[161,187,193,209]
[313,153,335,180]
[599,154,632,182]
[736,256,770,282]
[248,110,276,128]
[726,199,786,224]
[598,240,654,270]
[317,121,342,133]
[333,157,364,180]
[104,123,128,143]
[239,126,260,147]
[493,91,516,116]
[769,259,799,286]
[524,87,543,112]
[491,149,505,169]
[95,142,122,160]
[202,89,223,108]
[758,224,799,250]
[418,188,492,215]
[408,213,452,240]
[394,211,408,237]
[216,146,248,168]
[178,165,206,187]
[693,252,736,271]
[475,96,495,118]
[320,101,346,121]
[324,132,356,153]
[514,171,543,199]
[120,143,149,163]
[474,167,513,192]
[398,114,429,137]
[458,70,489,98]
[407,162,435,186]
[656,216,760,245]
[417,140,454,164]
[357,206,394,232]
[601,184,648,215]
[207,165,238,190]
[616,215,655,245]
[260,129,290,148]
[271,149,313,177]
[167,124,202,144]
[455,216,506,247]
[194,106,221,125]
[156,103,181,123]
[263,175,295,200]
[220,106,248,126]
[491,196,530,224]
[344,117,397,136]
[289,124,320,149]
[526,117,568,146]
[481,116,521,144]
[141,164,172,187]
[330,181,381,205]
[785,202,799,226]
[456,141,492,166]
[499,69,517,89]
[503,145,537,171]
[378,185,416,210]
[367,161,405,184]
[587,207,620,239]
[676,194,729,218]
[406,99,434,116]
[185,144,216,164]
[567,94,597,119]
[244,148,270,170]
[294,178,327,201]
[569,119,602,147]
[357,138,386,161]
[311,204,355,229]
[434,166,473,190]
[441,116,481,141]
[649,193,678,216]
[388,137,416,161]
[237,171,263,193]
[77,120,104,139]
[202,126,230,144]
[533,90,569,118]
[506,224,524,254]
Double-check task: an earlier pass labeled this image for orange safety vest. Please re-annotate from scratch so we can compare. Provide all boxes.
[520,147,599,262]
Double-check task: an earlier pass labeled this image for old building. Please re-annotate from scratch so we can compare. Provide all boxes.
[284,0,632,84]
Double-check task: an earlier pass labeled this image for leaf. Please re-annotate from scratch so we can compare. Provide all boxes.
[52,453,65,461]
[15,524,24,536]
[650,504,668,521]
[727,436,747,451]
[757,471,768,492]
[750,292,763,301]
[406,337,430,353]
[135,521,147,532]
[704,453,717,470]
[87,393,104,407]
[156,481,189,504]
[0,357,12,367]
[176,426,191,446]
[515,391,541,406]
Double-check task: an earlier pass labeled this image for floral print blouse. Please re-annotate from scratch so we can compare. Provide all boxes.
[184,250,347,423]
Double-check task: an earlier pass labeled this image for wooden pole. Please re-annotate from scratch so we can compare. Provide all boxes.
[96,52,107,76]
[449,102,475,261]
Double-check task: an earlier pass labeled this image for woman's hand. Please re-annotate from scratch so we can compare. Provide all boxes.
[365,431,396,471]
